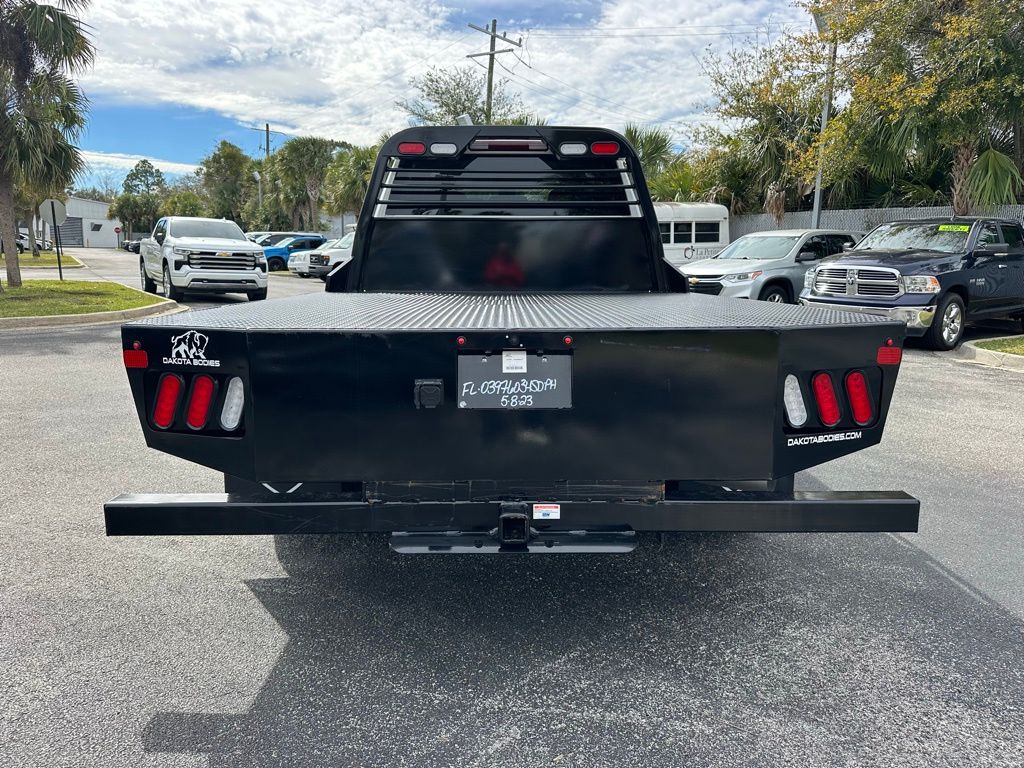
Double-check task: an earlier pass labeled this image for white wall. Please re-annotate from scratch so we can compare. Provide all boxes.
[65,197,123,247]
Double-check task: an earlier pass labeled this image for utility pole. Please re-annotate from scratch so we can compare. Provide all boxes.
[467,20,521,124]
[810,12,837,230]
[265,123,271,159]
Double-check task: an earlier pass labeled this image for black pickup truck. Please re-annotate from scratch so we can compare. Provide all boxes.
[105,126,919,553]
[801,217,1024,350]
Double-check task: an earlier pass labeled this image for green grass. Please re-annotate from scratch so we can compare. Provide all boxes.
[16,252,82,268]
[976,336,1024,356]
[0,280,163,318]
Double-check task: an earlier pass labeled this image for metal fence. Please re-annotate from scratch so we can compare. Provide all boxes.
[730,204,1024,240]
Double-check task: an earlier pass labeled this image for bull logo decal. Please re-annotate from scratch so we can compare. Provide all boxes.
[171,330,209,361]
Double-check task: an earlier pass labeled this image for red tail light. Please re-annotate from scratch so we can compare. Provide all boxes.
[877,346,902,365]
[845,371,874,426]
[397,142,426,155]
[152,374,183,429]
[185,375,216,430]
[590,141,620,155]
[811,372,841,427]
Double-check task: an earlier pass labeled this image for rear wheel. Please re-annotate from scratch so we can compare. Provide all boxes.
[162,263,183,302]
[758,284,791,303]
[924,293,965,350]
[248,287,268,301]
[140,259,157,293]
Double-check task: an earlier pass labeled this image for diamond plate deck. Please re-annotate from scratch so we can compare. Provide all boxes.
[129,292,896,332]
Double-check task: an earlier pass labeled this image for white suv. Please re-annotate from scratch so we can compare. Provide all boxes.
[140,217,269,301]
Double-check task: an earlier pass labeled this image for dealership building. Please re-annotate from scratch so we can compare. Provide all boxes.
[50,196,123,248]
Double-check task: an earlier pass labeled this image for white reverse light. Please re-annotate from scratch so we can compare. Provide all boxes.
[783,374,808,427]
[559,142,587,155]
[430,143,457,155]
[220,376,245,431]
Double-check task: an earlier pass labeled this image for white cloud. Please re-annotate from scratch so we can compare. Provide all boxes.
[80,0,809,148]
[81,148,197,176]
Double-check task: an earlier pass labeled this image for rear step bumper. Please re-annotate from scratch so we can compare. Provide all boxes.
[103,490,920,543]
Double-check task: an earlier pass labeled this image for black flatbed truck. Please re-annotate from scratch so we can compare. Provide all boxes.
[105,126,919,552]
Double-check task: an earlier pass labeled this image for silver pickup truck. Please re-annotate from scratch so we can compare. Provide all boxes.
[140,216,269,302]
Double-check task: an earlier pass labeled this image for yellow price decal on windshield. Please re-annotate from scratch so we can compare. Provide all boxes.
[937,224,970,232]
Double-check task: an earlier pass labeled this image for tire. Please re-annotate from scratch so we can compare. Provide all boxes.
[758,284,791,304]
[140,259,157,293]
[248,287,268,301]
[924,293,965,351]
[162,263,183,302]
[298,273,311,278]
[268,256,286,272]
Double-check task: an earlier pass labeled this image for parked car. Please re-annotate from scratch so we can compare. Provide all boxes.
[801,217,1024,350]
[124,239,141,253]
[263,234,326,272]
[253,231,320,248]
[676,229,862,303]
[106,126,919,550]
[304,233,355,280]
[245,231,271,242]
[139,216,268,301]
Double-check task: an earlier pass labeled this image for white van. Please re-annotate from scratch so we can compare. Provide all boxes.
[655,202,730,265]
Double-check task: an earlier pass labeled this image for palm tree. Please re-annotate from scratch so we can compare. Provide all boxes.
[324,145,380,217]
[623,124,674,180]
[275,137,343,230]
[0,0,93,290]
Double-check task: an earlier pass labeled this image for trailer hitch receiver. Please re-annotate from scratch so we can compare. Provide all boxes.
[497,504,530,546]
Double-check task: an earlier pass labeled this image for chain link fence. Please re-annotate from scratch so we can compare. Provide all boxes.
[731,205,1024,240]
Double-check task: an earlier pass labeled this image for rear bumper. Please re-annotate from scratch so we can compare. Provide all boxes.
[799,299,935,335]
[104,489,920,537]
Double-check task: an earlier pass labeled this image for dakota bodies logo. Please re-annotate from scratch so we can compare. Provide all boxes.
[787,431,862,447]
[163,330,220,367]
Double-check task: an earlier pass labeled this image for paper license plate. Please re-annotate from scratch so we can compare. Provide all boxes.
[457,352,572,409]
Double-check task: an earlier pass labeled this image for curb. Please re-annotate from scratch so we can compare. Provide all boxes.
[955,336,1024,372]
[0,288,186,331]
[20,263,84,269]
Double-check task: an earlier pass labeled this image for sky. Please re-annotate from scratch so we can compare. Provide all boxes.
[76,0,810,189]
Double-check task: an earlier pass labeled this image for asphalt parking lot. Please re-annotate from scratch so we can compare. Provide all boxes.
[1,251,1023,766]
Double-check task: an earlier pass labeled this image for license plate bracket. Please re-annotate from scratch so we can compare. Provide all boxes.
[457,352,572,409]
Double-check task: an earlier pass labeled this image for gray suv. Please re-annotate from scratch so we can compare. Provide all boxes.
[672,229,863,303]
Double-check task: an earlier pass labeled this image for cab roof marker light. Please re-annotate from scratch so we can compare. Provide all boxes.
[559,142,588,155]
[783,374,808,427]
[430,143,457,155]
[590,141,620,155]
[397,142,426,155]
[219,376,245,431]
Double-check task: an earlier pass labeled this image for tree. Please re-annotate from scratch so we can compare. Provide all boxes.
[624,124,675,180]
[160,189,204,217]
[199,141,248,221]
[808,0,1024,214]
[397,65,533,125]
[324,145,379,217]
[275,137,342,230]
[0,0,93,290]
[122,159,165,195]
[109,192,159,239]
